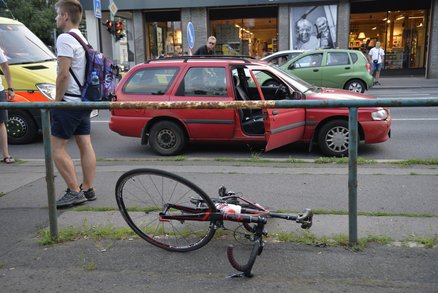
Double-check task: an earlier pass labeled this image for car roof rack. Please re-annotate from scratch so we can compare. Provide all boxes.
[146,55,257,64]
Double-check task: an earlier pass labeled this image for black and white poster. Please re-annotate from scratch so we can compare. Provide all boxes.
[290,5,337,50]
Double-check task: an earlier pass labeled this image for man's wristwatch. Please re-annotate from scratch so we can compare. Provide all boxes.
[7,88,13,91]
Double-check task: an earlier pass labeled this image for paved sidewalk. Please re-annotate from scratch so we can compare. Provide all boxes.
[1,159,438,241]
[372,76,438,89]
[1,159,437,292]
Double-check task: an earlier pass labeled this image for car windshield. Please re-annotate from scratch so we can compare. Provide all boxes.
[0,23,56,65]
[268,64,317,93]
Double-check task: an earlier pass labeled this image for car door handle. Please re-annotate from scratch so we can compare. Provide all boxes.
[272,110,279,115]
[344,67,351,70]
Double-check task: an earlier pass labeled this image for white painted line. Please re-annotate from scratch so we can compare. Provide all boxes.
[392,118,438,121]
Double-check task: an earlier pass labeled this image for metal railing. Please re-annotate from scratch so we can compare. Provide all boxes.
[2,98,438,244]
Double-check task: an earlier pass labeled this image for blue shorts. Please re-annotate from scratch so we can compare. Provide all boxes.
[51,108,92,139]
[371,62,383,73]
[0,91,7,122]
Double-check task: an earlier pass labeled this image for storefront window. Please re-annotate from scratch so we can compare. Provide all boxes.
[210,7,278,58]
[145,10,182,59]
[350,10,428,69]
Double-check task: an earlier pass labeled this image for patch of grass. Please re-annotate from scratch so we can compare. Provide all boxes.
[0,192,5,197]
[365,235,392,245]
[405,235,438,248]
[157,156,187,161]
[314,157,377,165]
[71,206,117,212]
[37,224,137,245]
[0,261,5,269]
[392,158,438,167]
[83,261,97,271]
[273,231,420,250]
[36,222,436,250]
[271,209,437,218]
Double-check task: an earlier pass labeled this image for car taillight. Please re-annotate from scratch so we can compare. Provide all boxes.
[366,63,371,73]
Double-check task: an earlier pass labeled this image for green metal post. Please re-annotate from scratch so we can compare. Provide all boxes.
[41,109,58,240]
[348,107,358,245]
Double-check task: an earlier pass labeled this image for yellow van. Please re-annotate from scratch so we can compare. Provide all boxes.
[0,17,56,144]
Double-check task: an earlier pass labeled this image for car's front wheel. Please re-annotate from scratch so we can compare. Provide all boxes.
[148,121,186,156]
[344,79,366,93]
[7,110,38,144]
[318,120,349,157]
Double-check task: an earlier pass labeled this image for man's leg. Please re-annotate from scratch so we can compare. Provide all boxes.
[0,122,10,159]
[75,134,96,191]
[375,68,381,82]
[51,135,80,192]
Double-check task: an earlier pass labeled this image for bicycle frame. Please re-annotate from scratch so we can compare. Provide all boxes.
[158,194,313,277]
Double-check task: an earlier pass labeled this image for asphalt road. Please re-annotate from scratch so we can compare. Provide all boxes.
[9,87,438,161]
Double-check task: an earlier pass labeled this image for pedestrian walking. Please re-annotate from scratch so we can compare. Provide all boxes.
[52,0,97,208]
[368,41,385,85]
[0,48,15,164]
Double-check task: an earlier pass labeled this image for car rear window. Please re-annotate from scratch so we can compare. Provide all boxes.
[123,67,178,95]
[176,67,227,97]
[350,52,359,64]
[326,52,350,66]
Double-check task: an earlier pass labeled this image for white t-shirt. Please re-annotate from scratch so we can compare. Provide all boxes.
[56,28,87,102]
[368,47,385,64]
[0,49,8,91]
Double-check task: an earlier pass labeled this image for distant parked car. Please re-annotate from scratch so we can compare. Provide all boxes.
[261,50,304,66]
[265,49,374,93]
[109,56,391,157]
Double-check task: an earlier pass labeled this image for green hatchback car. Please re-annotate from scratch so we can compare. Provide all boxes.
[266,49,374,93]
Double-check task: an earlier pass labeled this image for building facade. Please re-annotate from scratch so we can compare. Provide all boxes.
[81,0,438,77]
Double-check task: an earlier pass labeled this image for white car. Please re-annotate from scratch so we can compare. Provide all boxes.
[261,50,304,66]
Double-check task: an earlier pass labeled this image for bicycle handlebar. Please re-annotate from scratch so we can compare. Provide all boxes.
[296,208,313,229]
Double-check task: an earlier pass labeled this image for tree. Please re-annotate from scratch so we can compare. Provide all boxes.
[2,0,57,46]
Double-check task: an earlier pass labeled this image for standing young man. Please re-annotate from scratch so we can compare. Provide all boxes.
[368,41,385,85]
[0,49,15,164]
[53,0,96,208]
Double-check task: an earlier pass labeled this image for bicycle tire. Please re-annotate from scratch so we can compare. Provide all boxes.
[115,168,217,252]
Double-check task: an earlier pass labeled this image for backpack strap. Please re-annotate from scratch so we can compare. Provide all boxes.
[65,32,90,97]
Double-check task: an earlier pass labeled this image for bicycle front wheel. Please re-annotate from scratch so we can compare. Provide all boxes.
[116,168,216,252]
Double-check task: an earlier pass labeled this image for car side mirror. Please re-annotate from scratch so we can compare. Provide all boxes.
[291,91,303,100]
[288,63,296,70]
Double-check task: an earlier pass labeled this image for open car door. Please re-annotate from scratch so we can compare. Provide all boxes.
[250,69,306,151]
[263,106,305,151]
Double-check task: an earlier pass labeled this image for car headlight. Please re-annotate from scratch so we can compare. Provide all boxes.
[36,83,56,100]
[371,108,388,121]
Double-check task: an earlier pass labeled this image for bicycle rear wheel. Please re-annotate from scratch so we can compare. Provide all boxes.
[116,168,217,252]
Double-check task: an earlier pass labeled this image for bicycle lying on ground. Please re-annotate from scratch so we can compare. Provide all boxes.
[115,168,313,277]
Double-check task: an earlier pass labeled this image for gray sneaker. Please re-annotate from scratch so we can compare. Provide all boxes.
[56,189,87,208]
[80,184,97,201]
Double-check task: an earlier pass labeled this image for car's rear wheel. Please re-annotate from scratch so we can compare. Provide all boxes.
[345,79,366,93]
[7,110,38,144]
[318,120,349,157]
[149,121,186,156]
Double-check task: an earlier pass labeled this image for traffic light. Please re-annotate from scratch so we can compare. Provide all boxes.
[103,19,114,35]
[115,20,124,41]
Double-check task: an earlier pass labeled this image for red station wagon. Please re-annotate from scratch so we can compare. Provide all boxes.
[109,56,391,157]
